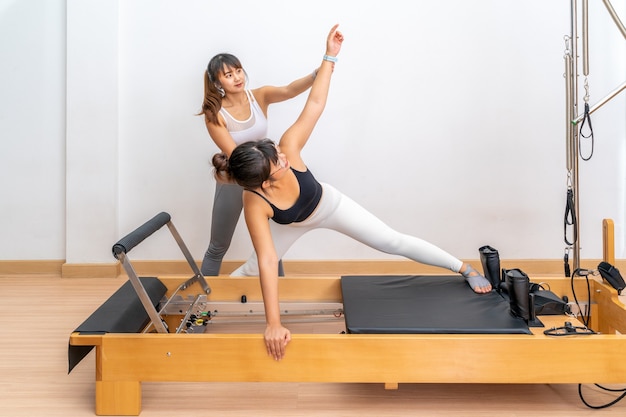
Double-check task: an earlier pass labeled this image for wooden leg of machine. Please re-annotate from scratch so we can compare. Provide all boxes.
[603,218,615,264]
[95,343,141,416]
[95,380,141,416]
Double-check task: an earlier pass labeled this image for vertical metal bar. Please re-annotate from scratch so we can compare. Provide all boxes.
[570,0,581,270]
[565,52,573,171]
[572,145,581,270]
[568,0,626,270]
[582,0,589,76]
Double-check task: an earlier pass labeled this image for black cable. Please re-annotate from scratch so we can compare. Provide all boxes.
[569,266,626,409]
[544,268,596,336]
[542,321,596,336]
[578,384,626,409]
[595,384,626,393]
[570,268,591,328]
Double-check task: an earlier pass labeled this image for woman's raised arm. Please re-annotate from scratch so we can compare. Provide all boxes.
[278,24,344,161]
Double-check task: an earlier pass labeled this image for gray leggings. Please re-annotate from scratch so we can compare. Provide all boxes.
[201,182,284,276]
[230,183,463,276]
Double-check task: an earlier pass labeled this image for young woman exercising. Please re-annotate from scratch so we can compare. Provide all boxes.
[213,24,492,360]
[199,52,318,276]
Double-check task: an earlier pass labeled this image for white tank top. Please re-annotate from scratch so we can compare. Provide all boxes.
[219,90,268,145]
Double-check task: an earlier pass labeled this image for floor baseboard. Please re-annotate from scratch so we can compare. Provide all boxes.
[2,259,620,278]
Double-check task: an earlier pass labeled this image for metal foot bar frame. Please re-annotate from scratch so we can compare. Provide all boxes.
[112,212,211,333]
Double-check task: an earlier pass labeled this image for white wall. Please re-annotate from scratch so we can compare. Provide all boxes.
[0,0,66,259]
[66,0,120,263]
[1,0,625,266]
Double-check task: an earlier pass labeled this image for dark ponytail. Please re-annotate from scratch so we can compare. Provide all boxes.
[198,70,223,125]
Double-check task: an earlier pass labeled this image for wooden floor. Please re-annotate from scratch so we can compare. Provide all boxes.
[1,274,625,416]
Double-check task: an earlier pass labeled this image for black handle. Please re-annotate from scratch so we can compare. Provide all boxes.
[112,212,171,259]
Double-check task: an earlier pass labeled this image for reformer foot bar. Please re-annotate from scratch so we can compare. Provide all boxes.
[69,213,626,416]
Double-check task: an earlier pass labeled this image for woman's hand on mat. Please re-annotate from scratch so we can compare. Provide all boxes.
[265,323,291,360]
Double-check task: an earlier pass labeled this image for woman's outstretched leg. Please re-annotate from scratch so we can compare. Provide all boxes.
[317,184,491,293]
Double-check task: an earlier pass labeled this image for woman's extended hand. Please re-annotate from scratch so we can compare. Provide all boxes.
[326,24,344,57]
[264,323,292,361]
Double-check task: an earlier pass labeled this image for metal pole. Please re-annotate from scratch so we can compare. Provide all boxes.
[570,0,581,270]
[583,0,589,77]
[565,50,574,171]
[566,0,626,270]
[602,0,626,39]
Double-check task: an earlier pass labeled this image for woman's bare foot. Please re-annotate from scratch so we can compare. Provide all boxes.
[461,263,492,293]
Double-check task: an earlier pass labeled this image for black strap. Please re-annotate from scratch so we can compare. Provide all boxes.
[244,188,272,205]
[564,188,577,246]
[579,102,594,161]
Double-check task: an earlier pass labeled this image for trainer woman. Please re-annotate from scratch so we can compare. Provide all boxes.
[199,51,317,276]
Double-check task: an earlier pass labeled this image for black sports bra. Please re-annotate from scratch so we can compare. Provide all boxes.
[246,168,322,224]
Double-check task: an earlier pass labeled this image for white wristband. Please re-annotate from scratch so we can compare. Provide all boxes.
[323,54,338,63]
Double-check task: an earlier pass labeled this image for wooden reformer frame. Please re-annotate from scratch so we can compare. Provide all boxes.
[69,213,626,416]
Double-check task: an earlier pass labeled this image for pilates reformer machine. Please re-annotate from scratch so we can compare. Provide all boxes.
[68,211,626,416]
[68,3,626,415]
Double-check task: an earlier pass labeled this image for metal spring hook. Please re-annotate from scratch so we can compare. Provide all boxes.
[566,171,573,189]
[563,35,571,55]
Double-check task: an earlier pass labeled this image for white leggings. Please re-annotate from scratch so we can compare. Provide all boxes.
[230,183,463,276]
